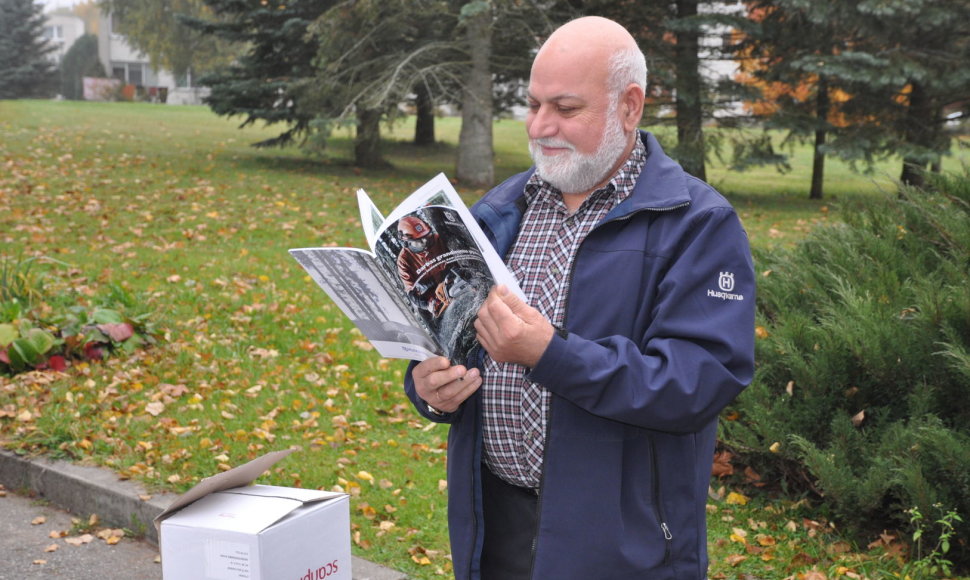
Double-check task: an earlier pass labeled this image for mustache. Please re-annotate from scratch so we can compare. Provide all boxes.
[530,138,575,151]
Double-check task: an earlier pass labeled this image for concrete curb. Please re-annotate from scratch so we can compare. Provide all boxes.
[0,450,408,580]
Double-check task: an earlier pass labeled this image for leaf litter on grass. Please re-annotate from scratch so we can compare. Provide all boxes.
[4,101,957,579]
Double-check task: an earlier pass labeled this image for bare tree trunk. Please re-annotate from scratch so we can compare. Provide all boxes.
[674,0,706,181]
[355,107,385,168]
[414,83,436,146]
[899,81,934,188]
[810,76,829,200]
[455,1,494,188]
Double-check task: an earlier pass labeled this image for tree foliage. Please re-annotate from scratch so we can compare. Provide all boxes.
[95,0,237,78]
[305,0,458,167]
[306,0,544,176]
[0,0,58,99]
[181,0,335,148]
[738,0,970,191]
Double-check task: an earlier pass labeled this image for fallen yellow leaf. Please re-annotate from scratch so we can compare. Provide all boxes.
[756,533,776,546]
[725,553,747,567]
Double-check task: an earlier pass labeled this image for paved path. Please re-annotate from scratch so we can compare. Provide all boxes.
[0,450,408,580]
[0,486,163,580]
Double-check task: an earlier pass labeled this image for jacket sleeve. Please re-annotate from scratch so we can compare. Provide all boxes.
[528,205,756,434]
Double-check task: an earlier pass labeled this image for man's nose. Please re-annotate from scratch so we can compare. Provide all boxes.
[527,106,557,140]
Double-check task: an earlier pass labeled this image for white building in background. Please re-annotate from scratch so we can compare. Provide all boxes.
[97,11,208,105]
[42,7,207,104]
[42,13,84,64]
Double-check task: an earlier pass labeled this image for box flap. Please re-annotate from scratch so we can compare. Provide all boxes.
[153,448,295,533]
[221,484,345,504]
[160,484,347,534]
[160,488,314,534]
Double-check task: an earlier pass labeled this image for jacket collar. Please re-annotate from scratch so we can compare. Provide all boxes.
[603,130,691,221]
[473,130,692,254]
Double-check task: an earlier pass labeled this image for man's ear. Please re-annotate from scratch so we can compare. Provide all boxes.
[621,83,646,132]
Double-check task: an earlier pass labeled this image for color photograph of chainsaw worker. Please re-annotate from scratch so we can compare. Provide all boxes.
[396,215,452,317]
[390,208,492,363]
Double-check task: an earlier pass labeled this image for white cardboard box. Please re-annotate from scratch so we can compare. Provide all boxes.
[154,449,351,580]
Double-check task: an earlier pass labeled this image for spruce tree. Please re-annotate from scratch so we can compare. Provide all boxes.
[180,0,335,148]
[740,0,970,190]
[0,0,58,99]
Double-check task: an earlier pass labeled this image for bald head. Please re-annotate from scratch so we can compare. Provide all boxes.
[534,17,646,93]
[537,16,638,60]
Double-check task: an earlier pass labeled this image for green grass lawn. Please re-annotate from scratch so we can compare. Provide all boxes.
[1,100,966,579]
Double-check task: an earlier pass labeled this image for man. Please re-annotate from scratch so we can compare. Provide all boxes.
[404,15,755,580]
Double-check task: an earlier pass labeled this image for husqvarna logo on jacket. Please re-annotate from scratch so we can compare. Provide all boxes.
[708,271,744,301]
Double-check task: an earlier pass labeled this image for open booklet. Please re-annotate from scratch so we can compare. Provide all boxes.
[289,173,524,363]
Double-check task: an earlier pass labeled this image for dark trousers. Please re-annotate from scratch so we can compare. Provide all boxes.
[480,464,539,580]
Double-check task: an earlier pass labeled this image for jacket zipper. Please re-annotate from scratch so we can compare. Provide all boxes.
[650,437,673,565]
[483,198,688,579]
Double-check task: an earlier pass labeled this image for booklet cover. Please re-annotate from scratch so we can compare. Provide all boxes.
[290,173,523,364]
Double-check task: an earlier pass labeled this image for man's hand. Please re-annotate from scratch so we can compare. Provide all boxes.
[412,357,481,413]
[475,285,555,367]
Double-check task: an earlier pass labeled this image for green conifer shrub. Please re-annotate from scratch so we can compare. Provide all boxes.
[723,171,970,570]
[59,34,106,100]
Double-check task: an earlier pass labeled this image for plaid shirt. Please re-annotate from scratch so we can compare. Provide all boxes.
[481,137,647,488]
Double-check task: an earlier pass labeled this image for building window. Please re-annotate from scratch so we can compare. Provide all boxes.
[128,65,143,86]
[109,12,124,38]
[43,25,64,40]
[175,69,193,88]
[111,62,147,86]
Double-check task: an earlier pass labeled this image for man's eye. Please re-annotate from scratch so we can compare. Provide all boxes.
[557,106,577,114]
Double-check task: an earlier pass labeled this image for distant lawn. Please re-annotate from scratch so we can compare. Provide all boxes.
[1,99,967,579]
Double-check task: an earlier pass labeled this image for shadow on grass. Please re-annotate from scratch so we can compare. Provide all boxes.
[216,137,465,181]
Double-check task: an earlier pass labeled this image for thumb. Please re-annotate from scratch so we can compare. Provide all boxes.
[498,286,533,319]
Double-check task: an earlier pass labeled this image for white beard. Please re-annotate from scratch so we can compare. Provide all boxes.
[529,106,629,194]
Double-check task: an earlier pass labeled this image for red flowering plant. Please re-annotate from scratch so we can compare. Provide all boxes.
[0,255,157,376]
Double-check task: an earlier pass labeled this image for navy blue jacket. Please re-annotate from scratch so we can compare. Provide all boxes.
[405,131,755,579]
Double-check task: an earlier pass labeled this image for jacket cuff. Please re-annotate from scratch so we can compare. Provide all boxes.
[528,327,569,385]
[420,398,454,422]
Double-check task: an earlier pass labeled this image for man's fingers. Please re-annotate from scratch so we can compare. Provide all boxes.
[435,367,481,410]
[413,356,451,380]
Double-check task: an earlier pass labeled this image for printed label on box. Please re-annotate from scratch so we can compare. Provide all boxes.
[205,539,252,579]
